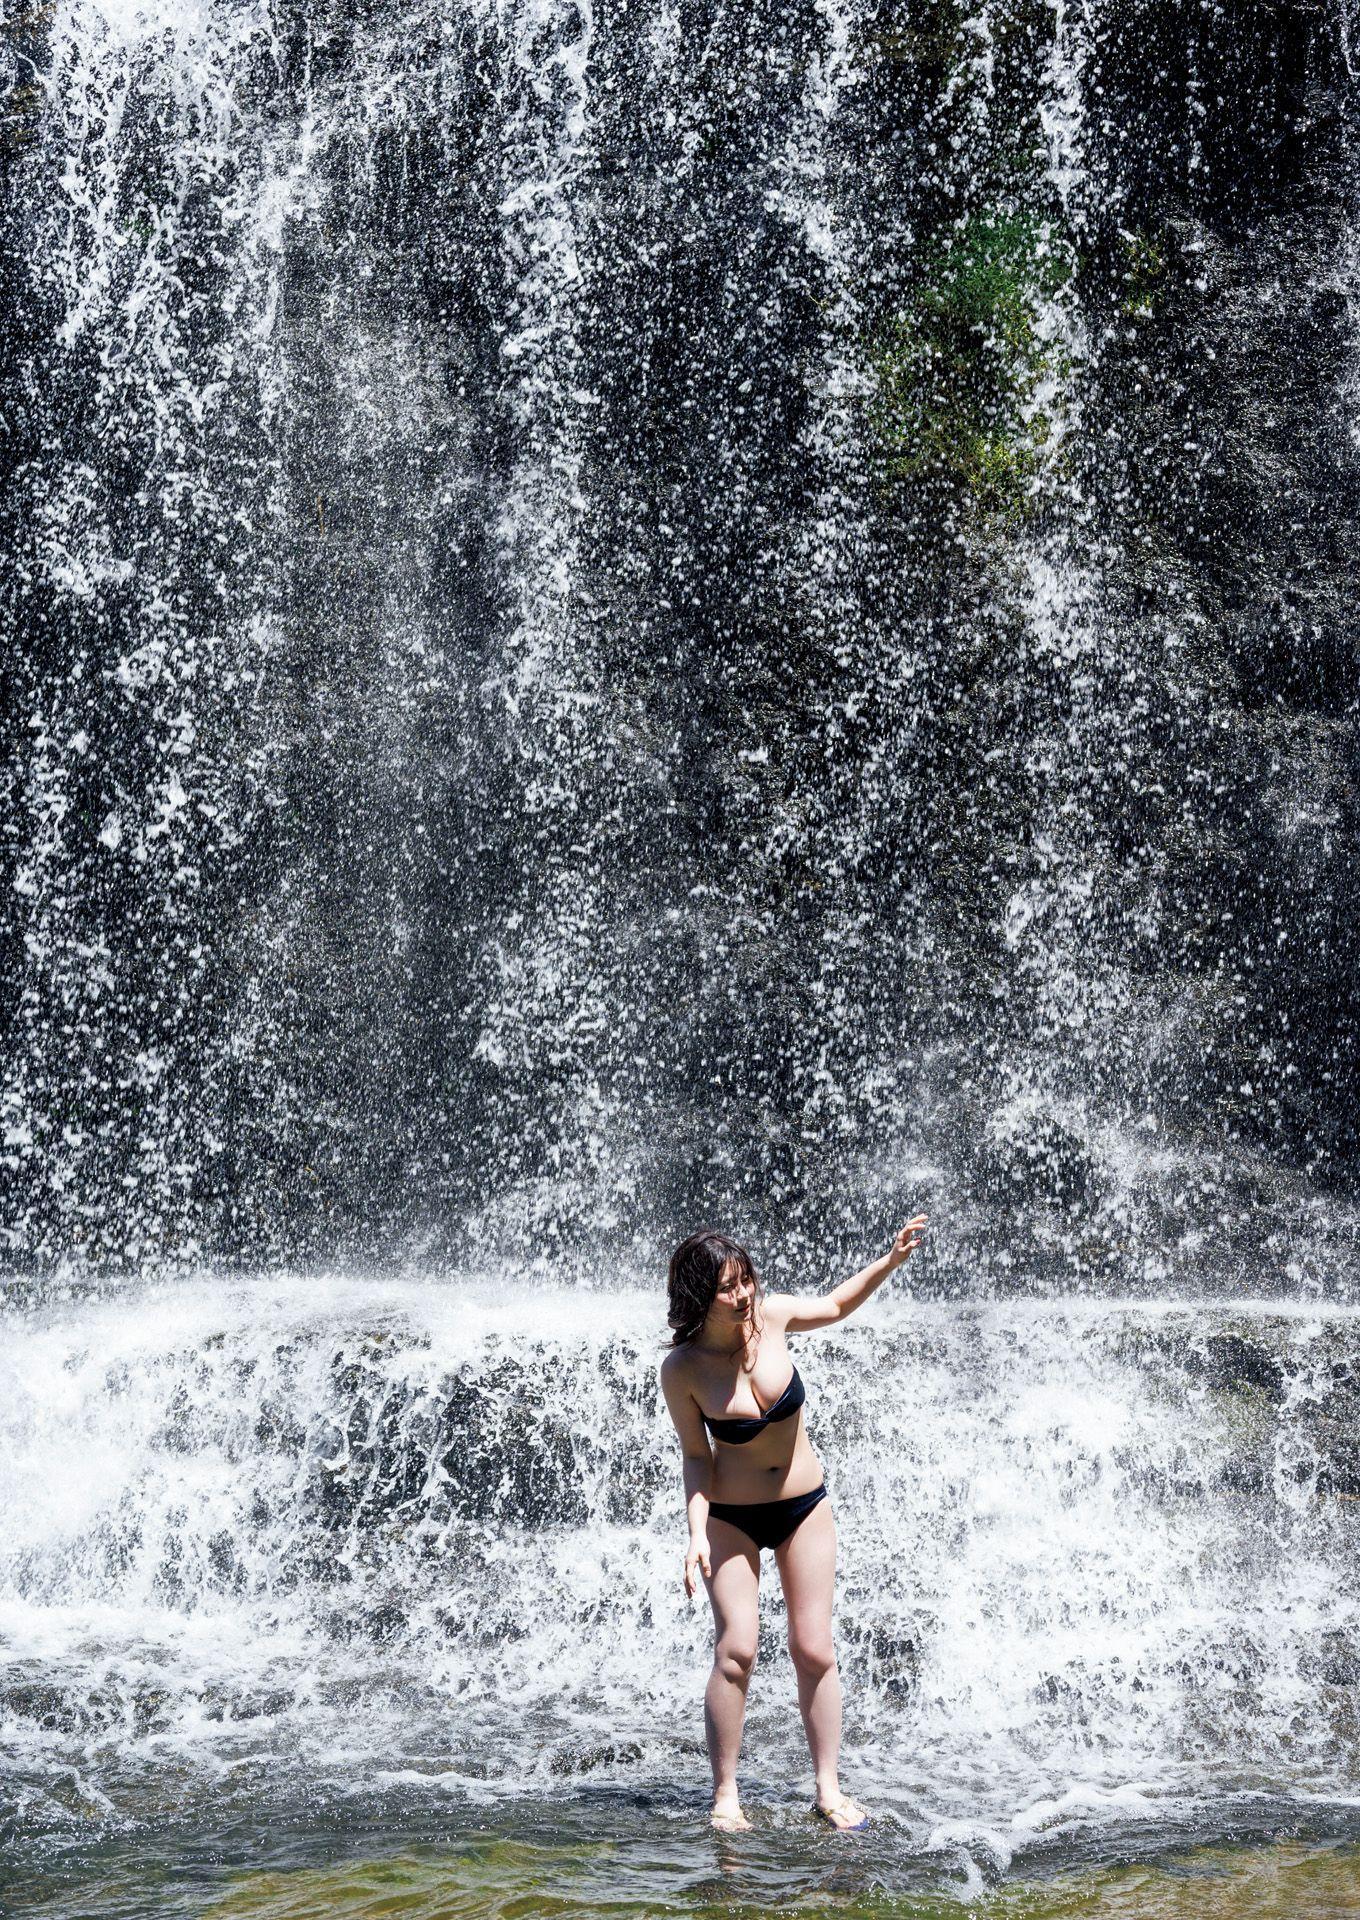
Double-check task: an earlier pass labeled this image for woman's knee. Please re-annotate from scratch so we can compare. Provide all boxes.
[788,1632,836,1683]
[714,1637,757,1685]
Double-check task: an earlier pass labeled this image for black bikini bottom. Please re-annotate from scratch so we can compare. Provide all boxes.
[708,1483,829,1553]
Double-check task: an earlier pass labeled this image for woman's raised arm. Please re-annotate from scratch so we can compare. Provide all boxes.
[769,1215,928,1334]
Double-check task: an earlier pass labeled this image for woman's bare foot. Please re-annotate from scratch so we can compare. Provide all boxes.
[813,1794,869,1831]
[710,1793,752,1832]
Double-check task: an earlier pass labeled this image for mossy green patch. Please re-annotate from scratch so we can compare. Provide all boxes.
[859,0,1059,70]
[861,0,969,69]
[196,1840,609,1920]
[1119,227,1169,321]
[868,211,1077,523]
[197,1838,1360,1919]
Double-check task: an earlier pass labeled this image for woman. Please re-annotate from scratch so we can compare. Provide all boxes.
[660,1216,928,1833]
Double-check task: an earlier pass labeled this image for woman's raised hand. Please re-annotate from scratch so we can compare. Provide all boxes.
[684,1535,712,1598]
[888,1214,929,1267]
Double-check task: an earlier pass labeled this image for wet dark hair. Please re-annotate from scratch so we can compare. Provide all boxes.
[666,1228,762,1347]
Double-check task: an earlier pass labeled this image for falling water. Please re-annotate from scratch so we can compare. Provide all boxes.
[4,1279,1360,1895]
[6,0,1357,1286]
[4,0,1360,1908]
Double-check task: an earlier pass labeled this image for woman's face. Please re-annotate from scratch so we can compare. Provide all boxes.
[712,1256,754,1323]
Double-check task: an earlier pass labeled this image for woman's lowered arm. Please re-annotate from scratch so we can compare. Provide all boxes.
[661,1353,717,1596]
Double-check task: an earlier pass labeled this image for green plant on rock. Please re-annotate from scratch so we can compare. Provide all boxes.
[1119,226,1167,320]
[868,210,1077,522]
[859,0,1055,71]
[861,0,969,68]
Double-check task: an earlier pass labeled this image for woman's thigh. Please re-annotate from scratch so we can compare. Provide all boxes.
[774,1497,836,1648]
[705,1517,761,1648]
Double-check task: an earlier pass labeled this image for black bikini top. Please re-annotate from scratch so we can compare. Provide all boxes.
[701,1366,805,1445]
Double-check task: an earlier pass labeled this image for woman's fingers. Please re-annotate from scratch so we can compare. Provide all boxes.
[891,1214,928,1263]
[683,1541,712,1597]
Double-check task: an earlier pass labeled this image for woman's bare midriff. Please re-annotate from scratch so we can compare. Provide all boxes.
[688,1335,825,1503]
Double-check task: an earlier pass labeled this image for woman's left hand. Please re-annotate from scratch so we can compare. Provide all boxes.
[888,1214,929,1267]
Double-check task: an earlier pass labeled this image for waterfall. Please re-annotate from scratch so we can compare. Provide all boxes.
[5,0,1356,1285]
[4,1279,1359,1866]
[3,0,1360,1901]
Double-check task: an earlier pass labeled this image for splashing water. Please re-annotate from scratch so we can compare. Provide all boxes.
[4,0,1360,1908]
[4,1279,1360,1884]
[4,0,1358,1282]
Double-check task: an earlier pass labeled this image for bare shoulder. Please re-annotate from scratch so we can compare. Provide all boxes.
[659,1344,696,1393]
[766,1288,843,1335]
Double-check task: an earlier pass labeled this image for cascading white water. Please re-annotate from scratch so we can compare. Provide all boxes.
[4,0,1360,1905]
[4,1280,1358,1873]
[9,0,1357,1282]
